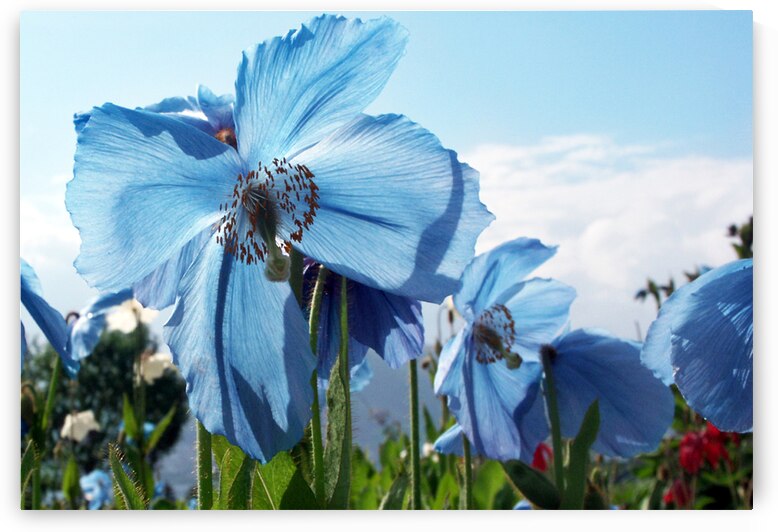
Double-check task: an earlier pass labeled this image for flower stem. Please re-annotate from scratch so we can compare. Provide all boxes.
[337,274,352,507]
[409,359,422,510]
[462,436,474,509]
[289,249,303,305]
[32,354,62,509]
[541,349,565,492]
[308,266,329,505]
[196,420,213,510]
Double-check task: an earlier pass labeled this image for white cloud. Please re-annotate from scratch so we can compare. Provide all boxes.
[462,135,752,340]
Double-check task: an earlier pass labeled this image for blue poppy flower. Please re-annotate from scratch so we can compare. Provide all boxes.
[67,289,134,363]
[67,15,491,462]
[302,259,423,389]
[641,259,753,433]
[20,259,74,375]
[79,469,113,510]
[433,238,576,462]
[436,328,674,460]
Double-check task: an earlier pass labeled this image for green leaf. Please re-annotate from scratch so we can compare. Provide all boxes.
[20,440,38,506]
[561,399,600,509]
[350,447,379,510]
[473,460,507,509]
[108,443,148,510]
[145,404,177,454]
[323,354,351,509]
[62,454,81,505]
[216,445,251,510]
[501,460,561,509]
[422,407,438,443]
[379,470,409,510]
[122,394,139,441]
[647,478,665,509]
[124,445,153,500]
[431,472,459,510]
[251,452,318,510]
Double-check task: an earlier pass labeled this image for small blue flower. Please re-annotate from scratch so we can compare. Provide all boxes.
[79,469,113,510]
[434,239,672,461]
[433,238,576,462]
[67,289,134,363]
[641,259,753,433]
[20,259,74,375]
[67,15,491,463]
[436,328,674,460]
[302,260,423,390]
[513,499,532,510]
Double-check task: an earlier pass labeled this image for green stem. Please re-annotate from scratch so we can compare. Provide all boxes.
[462,437,474,510]
[31,461,41,510]
[196,420,213,510]
[308,266,329,504]
[409,359,422,510]
[337,274,352,508]
[541,350,565,491]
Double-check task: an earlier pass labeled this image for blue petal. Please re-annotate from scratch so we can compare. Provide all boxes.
[79,470,113,510]
[68,103,242,292]
[640,308,675,385]
[164,238,315,462]
[20,259,74,374]
[68,289,134,362]
[291,114,492,303]
[434,326,545,462]
[75,95,214,135]
[234,15,408,164]
[20,322,27,366]
[670,260,752,432]
[197,85,234,132]
[433,423,465,456]
[551,329,674,457]
[513,500,533,510]
[502,278,577,363]
[349,281,423,369]
[133,229,211,310]
[454,238,558,320]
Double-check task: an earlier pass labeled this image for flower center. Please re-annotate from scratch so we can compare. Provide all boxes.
[472,304,522,368]
[215,127,238,149]
[216,158,319,279]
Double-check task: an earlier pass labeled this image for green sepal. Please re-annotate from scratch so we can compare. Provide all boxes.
[108,443,148,510]
[501,460,561,509]
[561,399,600,509]
[379,470,409,510]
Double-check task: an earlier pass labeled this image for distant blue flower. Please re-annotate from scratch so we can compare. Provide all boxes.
[641,259,753,433]
[119,420,155,445]
[79,469,113,510]
[67,15,491,463]
[302,259,423,390]
[433,238,576,462]
[67,289,134,363]
[513,499,532,510]
[20,259,74,375]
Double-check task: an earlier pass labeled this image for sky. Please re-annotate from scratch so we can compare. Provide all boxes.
[19,11,753,460]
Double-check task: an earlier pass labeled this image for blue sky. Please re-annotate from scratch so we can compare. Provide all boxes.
[19,8,753,470]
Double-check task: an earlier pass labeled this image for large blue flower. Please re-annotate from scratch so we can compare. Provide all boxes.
[302,259,424,389]
[433,238,576,462]
[20,259,74,375]
[79,469,113,510]
[67,15,491,462]
[641,259,753,433]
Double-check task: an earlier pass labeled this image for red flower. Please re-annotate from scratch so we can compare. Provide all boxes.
[679,432,704,475]
[702,423,730,469]
[663,479,692,508]
[531,442,553,472]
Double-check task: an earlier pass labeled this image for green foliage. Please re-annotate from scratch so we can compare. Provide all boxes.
[502,460,560,509]
[109,444,147,510]
[379,470,408,510]
[251,452,318,509]
[561,400,600,509]
[20,441,38,508]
